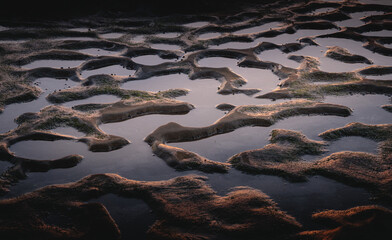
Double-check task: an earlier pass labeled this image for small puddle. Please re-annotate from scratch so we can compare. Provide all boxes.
[363,74,392,80]
[362,30,392,37]
[70,28,90,32]
[51,127,86,137]
[78,48,121,56]
[209,41,257,49]
[22,60,85,69]
[150,43,181,51]
[311,7,335,14]
[320,56,369,73]
[100,33,123,39]
[183,21,209,28]
[81,65,136,78]
[198,32,221,39]
[303,136,379,161]
[172,126,271,162]
[316,38,391,66]
[259,29,337,45]
[10,140,86,160]
[336,12,382,28]
[233,22,281,35]
[132,55,172,65]
[357,0,392,6]
[63,94,121,108]
[198,57,280,92]
[55,37,95,41]
[155,32,181,38]
[0,78,79,133]
[258,49,300,69]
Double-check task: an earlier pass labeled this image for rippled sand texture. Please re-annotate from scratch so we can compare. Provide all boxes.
[0,0,392,239]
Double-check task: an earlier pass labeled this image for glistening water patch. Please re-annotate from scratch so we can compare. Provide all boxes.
[81,65,136,78]
[132,55,173,65]
[23,60,85,69]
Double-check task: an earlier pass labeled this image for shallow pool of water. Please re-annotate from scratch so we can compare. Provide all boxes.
[81,65,136,78]
[23,60,85,69]
[316,38,392,66]
[155,32,181,38]
[63,94,121,108]
[209,41,257,49]
[198,57,280,92]
[198,32,221,39]
[2,6,392,238]
[132,54,173,65]
[311,7,335,14]
[149,43,182,51]
[10,140,87,160]
[258,49,300,69]
[100,32,123,39]
[0,78,79,133]
[362,30,392,37]
[78,48,122,56]
[233,22,281,35]
[183,21,209,28]
[171,94,391,161]
[51,127,85,137]
[257,29,337,45]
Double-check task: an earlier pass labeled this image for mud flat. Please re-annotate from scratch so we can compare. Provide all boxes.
[0,174,302,240]
[0,0,392,239]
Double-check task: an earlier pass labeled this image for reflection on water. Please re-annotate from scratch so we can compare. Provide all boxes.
[78,48,121,56]
[22,60,85,69]
[302,136,379,161]
[210,41,257,49]
[172,94,391,161]
[233,22,281,35]
[63,94,121,108]
[1,6,392,237]
[51,127,85,137]
[0,78,79,133]
[312,7,334,14]
[132,54,173,65]
[198,32,221,39]
[10,140,87,160]
[150,43,181,51]
[183,21,209,28]
[362,30,392,37]
[198,56,280,92]
[81,65,136,78]
[100,33,123,39]
[258,49,299,69]
[155,32,181,38]
[316,38,392,66]
[258,29,337,45]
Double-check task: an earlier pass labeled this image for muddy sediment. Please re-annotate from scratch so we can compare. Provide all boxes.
[298,205,392,240]
[0,174,301,240]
